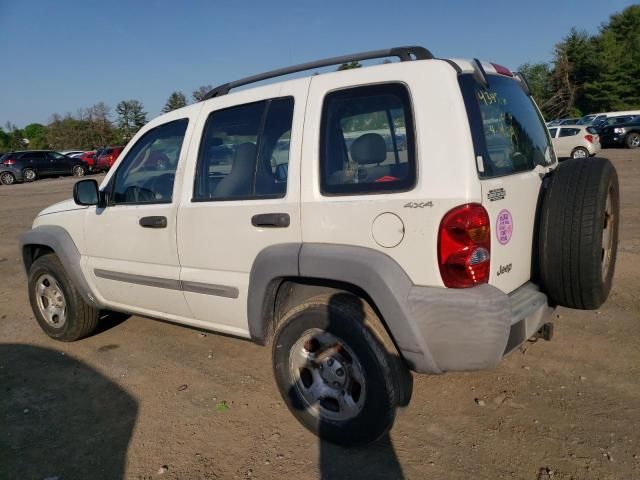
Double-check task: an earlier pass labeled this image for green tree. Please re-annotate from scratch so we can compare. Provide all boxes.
[192,85,213,102]
[23,123,48,149]
[337,61,362,71]
[163,91,188,113]
[116,100,147,142]
[518,62,553,117]
[582,5,640,112]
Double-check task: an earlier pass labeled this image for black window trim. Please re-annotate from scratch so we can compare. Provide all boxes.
[108,117,189,207]
[319,81,418,197]
[190,95,295,203]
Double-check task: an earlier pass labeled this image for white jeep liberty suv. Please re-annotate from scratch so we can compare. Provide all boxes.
[20,47,619,445]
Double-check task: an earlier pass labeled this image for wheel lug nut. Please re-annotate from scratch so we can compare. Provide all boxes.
[336,368,344,377]
[327,358,334,367]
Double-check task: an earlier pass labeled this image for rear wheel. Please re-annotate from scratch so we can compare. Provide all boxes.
[272,293,406,446]
[28,253,100,341]
[539,158,619,309]
[625,132,640,149]
[72,165,86,177]
[571,147,589,159]
[0,172,15,185]
[22,168,37,182]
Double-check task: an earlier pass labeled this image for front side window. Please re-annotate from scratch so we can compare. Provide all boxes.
[112,119,188,204]
[459,74,554,178]
[320,83,416,195]
[193,97,294,201]
[47,152,66,159]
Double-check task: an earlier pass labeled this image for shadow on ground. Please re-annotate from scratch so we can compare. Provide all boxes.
[0,343,137,480]
[319,434,404,479]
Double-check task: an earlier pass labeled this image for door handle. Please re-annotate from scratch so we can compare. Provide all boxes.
[139,216,167,228]
[251,213,290,228]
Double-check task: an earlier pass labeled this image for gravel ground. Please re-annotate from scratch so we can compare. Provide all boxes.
[0,148,639,480]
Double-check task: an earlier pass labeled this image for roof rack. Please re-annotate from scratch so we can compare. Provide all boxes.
[202,46,433,100]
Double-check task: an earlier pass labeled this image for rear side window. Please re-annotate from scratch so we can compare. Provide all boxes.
[21,152,47,160]
[559,128,580,137]
[459,74,554,178]
[548,128,557,138]
[193,97,294,201]
[320,83,416,195]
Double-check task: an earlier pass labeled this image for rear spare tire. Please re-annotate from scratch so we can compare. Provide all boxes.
[539,158,619,310]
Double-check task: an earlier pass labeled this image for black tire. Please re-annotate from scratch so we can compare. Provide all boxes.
[22,167,37,182]
[571,147,589,159]
[72,165,86,177]
[272,293,405,446]
[625,132,640,149]
[0,171,15,185]
[28,253,100,341]
[539,158,619,309]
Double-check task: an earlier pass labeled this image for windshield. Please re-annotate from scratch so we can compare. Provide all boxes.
[459,74,554,178]
[576,115,596,125]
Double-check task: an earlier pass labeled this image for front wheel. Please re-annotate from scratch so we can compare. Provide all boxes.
[625,132,640,149]
[571,147,589,159]
[272,293,404,446]
[23,168,37,182]
[28,253,100,341]
[72,165,86,177]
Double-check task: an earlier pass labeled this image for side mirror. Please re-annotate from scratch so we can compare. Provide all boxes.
[73,179,100,206]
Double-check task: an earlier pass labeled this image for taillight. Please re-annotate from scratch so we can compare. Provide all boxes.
[438,203,491,288]
[585,134,593,143]
[2,159,16,165]
[490,63,513,77]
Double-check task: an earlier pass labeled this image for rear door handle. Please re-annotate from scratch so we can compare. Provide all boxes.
[251,213,290,228]
[139,216,167,228]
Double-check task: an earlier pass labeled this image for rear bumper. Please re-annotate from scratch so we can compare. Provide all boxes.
[400,282,554,374]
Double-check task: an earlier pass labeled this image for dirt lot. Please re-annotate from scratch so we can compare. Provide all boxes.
[1,149,639,480]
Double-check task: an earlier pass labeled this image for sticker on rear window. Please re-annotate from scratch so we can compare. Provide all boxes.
[496,209,513,245]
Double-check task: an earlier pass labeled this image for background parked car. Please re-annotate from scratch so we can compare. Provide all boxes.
[599,117,640,148]
[594,115,638,132]
[0,150,88,185]
[548,125,600,159]
[94,146,125,172]
[59,150,85,157]
[77,151,97,170]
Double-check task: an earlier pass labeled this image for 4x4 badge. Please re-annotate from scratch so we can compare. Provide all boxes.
[404,201,433,208]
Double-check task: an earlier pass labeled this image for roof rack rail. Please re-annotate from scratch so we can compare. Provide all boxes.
[202,46,433,100]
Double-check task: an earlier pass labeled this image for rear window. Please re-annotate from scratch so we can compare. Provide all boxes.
[460,74,554,178]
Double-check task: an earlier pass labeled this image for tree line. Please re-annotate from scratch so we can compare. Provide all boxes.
[0,85,213,152]
[518,5,639,120]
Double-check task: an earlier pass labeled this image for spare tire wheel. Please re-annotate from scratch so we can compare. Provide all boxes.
[539,158,619,310]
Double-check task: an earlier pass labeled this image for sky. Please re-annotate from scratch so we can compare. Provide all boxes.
[0,0,636,127]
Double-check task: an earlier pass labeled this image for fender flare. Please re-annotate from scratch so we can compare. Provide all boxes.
[19,225,102,308]
[247,243,439,373]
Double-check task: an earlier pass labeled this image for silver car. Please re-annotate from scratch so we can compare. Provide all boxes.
[548,125,601,159]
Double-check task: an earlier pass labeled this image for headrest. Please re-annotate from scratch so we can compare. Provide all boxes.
[350,133,387,165]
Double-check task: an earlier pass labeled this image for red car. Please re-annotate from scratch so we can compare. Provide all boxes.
[95,146,125,172]
[77,151,96,170]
